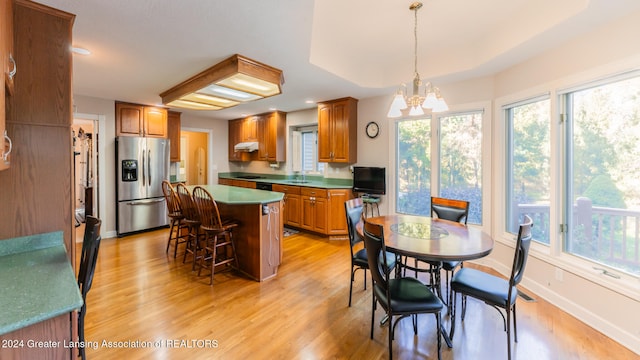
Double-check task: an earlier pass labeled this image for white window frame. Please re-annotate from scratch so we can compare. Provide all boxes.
[494,74,639,299]
[390,101,492,232]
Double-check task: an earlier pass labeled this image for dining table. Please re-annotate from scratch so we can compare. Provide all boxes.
[356,214,494,348]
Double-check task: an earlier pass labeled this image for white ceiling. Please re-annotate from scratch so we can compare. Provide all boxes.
[36,0,640,120]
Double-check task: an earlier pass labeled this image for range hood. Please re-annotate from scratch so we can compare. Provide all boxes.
[234,141,259,152]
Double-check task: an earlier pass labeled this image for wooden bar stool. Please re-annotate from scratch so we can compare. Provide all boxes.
[192,186,239,285]
[176,183,204,271]
[162,180,188,258]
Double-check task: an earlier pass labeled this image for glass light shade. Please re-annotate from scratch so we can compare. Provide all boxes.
[387,106,403,118]
[409,105,424,116]
[432,97,449,113]
[391,92,408,110]
[421,92,438,109]
[388,93,408,118]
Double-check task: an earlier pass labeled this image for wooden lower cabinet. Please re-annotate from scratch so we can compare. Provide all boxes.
[326,189,351,236]
[272,184,301,228]
[227,180,353,237]
[231,179,256,189]
[301,189,328,233]
[0,313,73,360]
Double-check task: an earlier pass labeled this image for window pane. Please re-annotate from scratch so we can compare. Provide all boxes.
[301,132,315,172]
[506,99,551,244]
[566,76,640,276]
[396,118,431,216]
[300,129,323,173]
[439,112,483,224]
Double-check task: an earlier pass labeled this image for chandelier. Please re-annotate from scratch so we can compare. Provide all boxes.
[387,2,448,118]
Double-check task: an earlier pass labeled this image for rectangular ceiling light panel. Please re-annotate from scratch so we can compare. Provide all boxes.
[160,54,283,110]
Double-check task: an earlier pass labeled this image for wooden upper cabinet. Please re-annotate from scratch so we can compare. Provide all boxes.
[228,118,248,161]
[144,106,167,138]
[243,115,259,142]
[257,111,286,162]
[116,102,143,136]
[116,101,167,138]
[168,111,181,162]
[229,110,286,162]
[317,97,357,163]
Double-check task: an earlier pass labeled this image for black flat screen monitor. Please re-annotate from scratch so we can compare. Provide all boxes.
[352,166,386,195]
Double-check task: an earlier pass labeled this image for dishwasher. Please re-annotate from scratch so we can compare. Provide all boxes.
[255,182,273,191]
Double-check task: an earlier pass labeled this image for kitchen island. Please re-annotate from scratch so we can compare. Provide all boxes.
[187,185,284,281]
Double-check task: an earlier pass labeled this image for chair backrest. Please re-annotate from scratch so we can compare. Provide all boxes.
[192,186,224,231]
[509,215,533,287]
[431,196,470,225]
[344,198,364,248]
[362,219,391,291]
[176,183,199,222]
[78,216,102,298]
[162,180,182,215]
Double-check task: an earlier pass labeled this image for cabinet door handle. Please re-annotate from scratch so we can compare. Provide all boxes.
[8,54,16,80]
[2,130,12,162]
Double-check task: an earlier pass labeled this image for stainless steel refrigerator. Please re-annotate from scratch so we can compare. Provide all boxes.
[116,136,170,236]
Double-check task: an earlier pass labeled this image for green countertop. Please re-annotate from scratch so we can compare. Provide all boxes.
[188,184,284,204]
[218,173,353,189]
[0,232,83,336]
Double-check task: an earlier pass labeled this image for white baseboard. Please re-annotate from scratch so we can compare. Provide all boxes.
[470,257,640,355]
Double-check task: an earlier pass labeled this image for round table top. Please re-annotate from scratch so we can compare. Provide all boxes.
[357,214,494,262]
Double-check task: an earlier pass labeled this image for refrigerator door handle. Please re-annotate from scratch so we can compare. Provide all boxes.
[141,146,146,185]
[148,149,152,186]
[126,198,165,205]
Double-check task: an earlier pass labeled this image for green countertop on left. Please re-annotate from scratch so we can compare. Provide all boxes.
[0,231,83,336]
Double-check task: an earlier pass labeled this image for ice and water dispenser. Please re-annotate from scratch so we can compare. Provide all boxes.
[121,159,138,182]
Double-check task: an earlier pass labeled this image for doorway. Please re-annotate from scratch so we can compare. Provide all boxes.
[73,113,105,242]
[179,130,209,185]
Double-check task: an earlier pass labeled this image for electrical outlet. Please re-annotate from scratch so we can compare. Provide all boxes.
[555,268,564,282]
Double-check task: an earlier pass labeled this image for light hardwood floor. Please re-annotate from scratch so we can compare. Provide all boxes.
[76,228,637,360]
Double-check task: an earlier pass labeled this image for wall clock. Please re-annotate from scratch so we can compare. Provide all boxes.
[365,121,379,139]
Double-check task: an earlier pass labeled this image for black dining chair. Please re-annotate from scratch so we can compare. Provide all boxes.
[77,215,102,360]
[363,219,443,360]
[449,215,533,360]
[344,198,396,307]
[403,196,469,306]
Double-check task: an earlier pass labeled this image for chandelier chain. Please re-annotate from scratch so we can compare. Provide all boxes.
[413,4,419,79]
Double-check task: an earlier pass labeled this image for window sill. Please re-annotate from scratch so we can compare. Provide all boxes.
[492,231,640,301]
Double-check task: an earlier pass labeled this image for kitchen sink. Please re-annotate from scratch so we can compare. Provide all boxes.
[288,180,309,184]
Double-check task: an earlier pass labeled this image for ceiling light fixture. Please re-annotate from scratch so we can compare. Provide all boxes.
[160,54,284,110]
[71,46,91,55]
[387,2,448,118]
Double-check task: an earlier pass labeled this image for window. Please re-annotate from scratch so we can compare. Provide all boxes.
[395,110,484,224]
[563,74,640,276]
[396,118,431,216]
[439,112,483,223]
[295,127,324,173]
[505,97,551,244]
